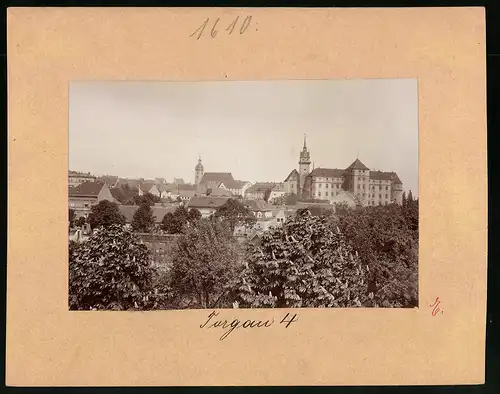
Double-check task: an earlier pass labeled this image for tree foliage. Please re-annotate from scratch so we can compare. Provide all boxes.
[113,183,138,205]
[169,219,240,308]
[69,225,155,310]
[87,200,126,230]
[188,208,202,222]
[132,202,155,233]
[214,198,257,232]
[69,209,75,227]
[231,210,368,308]
[334,201,418,308]
[132,193,161,207]
[160,206,196,234]
[75,216,86,227]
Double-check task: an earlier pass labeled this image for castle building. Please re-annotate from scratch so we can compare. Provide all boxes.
[283,136,404,206]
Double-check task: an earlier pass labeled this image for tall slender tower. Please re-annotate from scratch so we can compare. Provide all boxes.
[298,134,311,196]
[195,156,204,185]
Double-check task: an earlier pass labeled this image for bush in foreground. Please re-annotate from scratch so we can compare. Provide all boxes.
[69,225,155,310]
[231,210,369,308]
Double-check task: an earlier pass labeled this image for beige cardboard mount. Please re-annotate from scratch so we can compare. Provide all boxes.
[7,7,487,386]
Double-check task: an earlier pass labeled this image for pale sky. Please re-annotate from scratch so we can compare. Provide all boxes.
[69,79,419,195]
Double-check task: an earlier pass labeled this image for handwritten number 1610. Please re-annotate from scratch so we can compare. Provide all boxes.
[190,16,253,39]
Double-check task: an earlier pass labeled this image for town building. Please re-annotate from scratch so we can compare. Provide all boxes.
[138,182,161,197]
[69,171,96,187]
[96,175,119,188]
[68,182,116,217]
[186,196,229,218]
[194,158,252,197]
[283,135,404,206]
[244,182,285,202]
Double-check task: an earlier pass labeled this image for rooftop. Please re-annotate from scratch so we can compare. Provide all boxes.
[69,181,105,197]
[200,172,235,185]
[346,158,369,171]
[187,196,230,209]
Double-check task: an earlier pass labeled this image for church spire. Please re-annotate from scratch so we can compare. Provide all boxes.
[299,134,311,165]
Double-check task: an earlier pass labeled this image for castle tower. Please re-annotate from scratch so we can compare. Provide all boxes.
[298,134,311,196]
[195,156,204,185]
[345,158,370,206]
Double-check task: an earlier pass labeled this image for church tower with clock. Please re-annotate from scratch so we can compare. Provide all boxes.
[298,134,311,193]
[195,156,204,185]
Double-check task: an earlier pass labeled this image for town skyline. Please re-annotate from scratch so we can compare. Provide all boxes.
[69,79,419,195]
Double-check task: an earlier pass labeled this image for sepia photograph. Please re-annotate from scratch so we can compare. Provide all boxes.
[68,79,419,311]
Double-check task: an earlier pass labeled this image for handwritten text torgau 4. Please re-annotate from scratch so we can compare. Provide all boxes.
[200,310,298,340]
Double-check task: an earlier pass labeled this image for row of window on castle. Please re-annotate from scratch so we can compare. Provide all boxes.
[316,191,389,199]
[313,183,389,191]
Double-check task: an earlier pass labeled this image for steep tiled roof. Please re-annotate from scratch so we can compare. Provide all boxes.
[179,189,197,198]
[96,175,118,186]
[308,168,346,178]
[284,169,299,182]
[117,178,143,188]
[164,183,179,193]
[69,181,104,197]
[223,180,247,189]
[208,187,233,197]
[346,158,369,171]
[200,172,234,185]
[173,178,185,185]
[272,183,285,192]
[109,187,123,200]
[242,199,274,211]
[187,196,230,209]
[178,184,196,191]
[140,182,156,193]
[246,182,277,193]
[387,171,403,184]
[369,171,393,181]
[118,205,177,223]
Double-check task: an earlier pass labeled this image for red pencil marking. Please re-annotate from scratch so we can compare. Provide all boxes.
[429,297,442,316]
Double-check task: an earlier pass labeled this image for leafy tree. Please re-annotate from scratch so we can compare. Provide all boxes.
[297,205,335,217]
[169,219,240,308]
[188,208,202,222]
[335,203,418,308]
[75,216,87,227]
[403,194,419,233]
[133,193,160,207]
[132,202,156,233]
[69,209,75,227]
[69,225,155,310]
[334,202,352,216]
[161,206,191,234]
[87,200,125,230]
[231,210,368,308]
[214,198,257,232]
[271,195,286,205]
[161,212,176,233]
